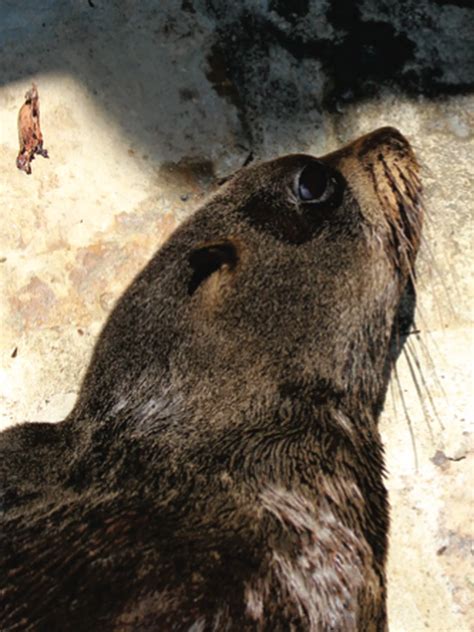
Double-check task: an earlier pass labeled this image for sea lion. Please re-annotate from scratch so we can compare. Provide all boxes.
[0,126,423,631]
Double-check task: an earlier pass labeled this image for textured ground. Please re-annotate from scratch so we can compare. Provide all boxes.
[0,1,472,630]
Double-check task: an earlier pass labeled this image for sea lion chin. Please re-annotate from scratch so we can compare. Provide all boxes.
[1,127,423,631]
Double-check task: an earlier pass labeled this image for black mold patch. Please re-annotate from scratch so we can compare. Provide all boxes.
[432,0,473,6]
[269,0,310,23]
[202,0,474,147]
[181,0,196,13]
[325,19,415,102]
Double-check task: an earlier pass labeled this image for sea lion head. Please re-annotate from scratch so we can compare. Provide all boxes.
[74,126,423,434]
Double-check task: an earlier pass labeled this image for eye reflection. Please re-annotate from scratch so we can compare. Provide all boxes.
[296,162,329,202]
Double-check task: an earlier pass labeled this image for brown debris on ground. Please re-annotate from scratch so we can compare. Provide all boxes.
[16,84,49,175]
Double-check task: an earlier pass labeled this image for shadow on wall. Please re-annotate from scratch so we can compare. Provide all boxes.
[1,0,473,167]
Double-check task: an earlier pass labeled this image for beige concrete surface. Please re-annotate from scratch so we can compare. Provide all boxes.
[0,3,472,630]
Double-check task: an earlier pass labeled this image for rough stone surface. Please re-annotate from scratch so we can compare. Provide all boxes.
[0,2,472,630]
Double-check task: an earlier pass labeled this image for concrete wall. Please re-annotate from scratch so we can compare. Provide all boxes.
[1,2,472,629]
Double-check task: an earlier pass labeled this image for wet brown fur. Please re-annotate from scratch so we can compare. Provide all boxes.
[0,128,423,631]
[16,83,49,175]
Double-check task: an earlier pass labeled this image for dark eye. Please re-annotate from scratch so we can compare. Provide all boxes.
[294,161,342,205]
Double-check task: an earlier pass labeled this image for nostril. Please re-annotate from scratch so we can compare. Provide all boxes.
[357,127,411,159]
[373,126,407,144]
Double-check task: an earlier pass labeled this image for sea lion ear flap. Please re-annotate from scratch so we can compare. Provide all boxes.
[188,240,239,296]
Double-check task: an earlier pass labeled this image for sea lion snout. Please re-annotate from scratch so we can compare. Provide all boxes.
[355,126,414,159]
[357,127,423,269]
[324,126,423,273]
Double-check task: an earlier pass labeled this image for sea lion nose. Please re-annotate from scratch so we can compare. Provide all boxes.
[356,126,412,158]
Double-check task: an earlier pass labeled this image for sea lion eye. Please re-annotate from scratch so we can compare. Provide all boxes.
[295,162,331,203]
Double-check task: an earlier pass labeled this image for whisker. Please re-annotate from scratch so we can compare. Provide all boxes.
[426,261,457,320]
[417,156,436,180]
[393,365,419,471]
[389,375,399,418]
[412,256,454,335]
[405,337,444,430]
[411,327,447,408]
[402,345,434,441]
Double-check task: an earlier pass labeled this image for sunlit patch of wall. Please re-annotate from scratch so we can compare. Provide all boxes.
[0,72,198,426]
